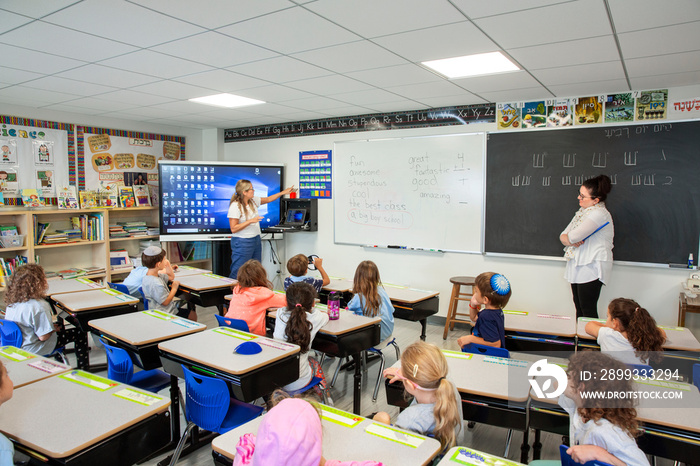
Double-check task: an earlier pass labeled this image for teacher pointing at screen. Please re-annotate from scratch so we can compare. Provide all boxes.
[228,180,295,278]
[559,175,614,319]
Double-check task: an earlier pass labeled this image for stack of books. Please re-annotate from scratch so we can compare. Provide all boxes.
[57,267,86,279]
[80,265,105,275]
[147,227,159,236]
[70,213,104,241]
[118,221,148,237]
[41,231,69,244]
[109,224,130,238]
[56,228,81,242]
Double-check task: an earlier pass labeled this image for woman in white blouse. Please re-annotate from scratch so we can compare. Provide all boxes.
[559,175,614,319]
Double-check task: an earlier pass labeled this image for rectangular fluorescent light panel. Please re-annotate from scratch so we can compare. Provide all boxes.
[422,52,519,79]
[189,93,265,108]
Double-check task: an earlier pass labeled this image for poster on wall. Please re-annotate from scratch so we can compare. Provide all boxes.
[299,150,332,199]
[81,130,183,205]
[496,102,521,130]
[574,96,604,125]
[635,89,668,120]
[604,93,635,123]
[0,140,17,164]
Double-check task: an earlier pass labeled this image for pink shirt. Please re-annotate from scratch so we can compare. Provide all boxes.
[225,286,286,335]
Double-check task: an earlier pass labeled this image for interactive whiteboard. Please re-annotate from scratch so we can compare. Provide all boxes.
[334,134,484,252]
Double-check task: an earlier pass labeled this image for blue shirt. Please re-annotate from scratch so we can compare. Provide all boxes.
[122,266,147,295]
[348,287,394,341]
[284,275,324,293]
[473,308,505,348]
[0,432,13,466]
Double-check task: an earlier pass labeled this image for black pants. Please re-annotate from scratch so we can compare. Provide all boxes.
[571,279,604,319]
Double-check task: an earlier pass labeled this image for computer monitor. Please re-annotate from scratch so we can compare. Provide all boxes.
[285,208,306,226]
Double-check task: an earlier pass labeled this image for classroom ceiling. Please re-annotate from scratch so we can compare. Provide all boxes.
[1,0,699,130]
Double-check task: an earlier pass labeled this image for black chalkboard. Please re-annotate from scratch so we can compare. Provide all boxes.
[485,120,700,264]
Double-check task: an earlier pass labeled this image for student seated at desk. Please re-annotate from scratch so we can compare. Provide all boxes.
[284,254,330,292]
[347,261,394,342]
[274,282,329,395]
[456,272,511,349]
[121,265,147,296]
[0,361,14,465]
[232,392,382,466]
[5,264,85,362]
[141,246,196,321]
[585,297,666,365]
[226,259,286,336]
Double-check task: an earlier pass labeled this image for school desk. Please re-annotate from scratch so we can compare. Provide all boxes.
[528,368,700,464]
[268,305,381,414]
[576,317,700,380]
[46,277,106,296]
[384,350,533,463]
[175,272,236,315]
[52,288,140,371]
[0,346,70,388]
[211,404,442,466]
[0,370,171,465]
[503,310,577,354]
[89,310,206,453]
[437,446,525,466]
[172,265,212,277]
[322,278,439,341]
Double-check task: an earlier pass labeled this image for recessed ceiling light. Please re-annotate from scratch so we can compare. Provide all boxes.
[189,93,265,108]
[422,52,519,79]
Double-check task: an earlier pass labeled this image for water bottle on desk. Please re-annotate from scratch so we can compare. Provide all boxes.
[328,291,340,320]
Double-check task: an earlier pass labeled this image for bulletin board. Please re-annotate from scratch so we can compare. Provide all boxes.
[77,126,186,204]
[0,115,74,205]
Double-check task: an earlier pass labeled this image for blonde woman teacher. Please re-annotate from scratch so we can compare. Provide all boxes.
[559,175,614,319]
[228,180,295,278]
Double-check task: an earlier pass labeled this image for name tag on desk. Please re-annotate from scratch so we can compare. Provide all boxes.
[365,423,425,448]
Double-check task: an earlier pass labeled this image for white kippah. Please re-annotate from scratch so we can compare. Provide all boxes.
[143,246,163,256]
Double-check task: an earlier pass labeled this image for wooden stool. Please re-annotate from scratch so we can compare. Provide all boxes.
[679,292,700,326]
[443,276,476,340]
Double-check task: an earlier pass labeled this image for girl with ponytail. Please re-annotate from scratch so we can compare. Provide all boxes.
[585,297,666,364]
[374,341,463,451]
[273,281,329,393]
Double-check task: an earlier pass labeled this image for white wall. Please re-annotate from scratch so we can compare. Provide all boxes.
[223,86,700,334]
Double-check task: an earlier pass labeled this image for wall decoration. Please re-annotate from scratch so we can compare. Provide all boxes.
[636,89,668,120]
[299,150,332,199]
[0,140,17,164]
[574,96,604,125]
[604,93,635,123]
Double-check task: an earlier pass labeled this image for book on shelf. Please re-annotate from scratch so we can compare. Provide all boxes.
[109,249,132,268]
[0,192,5,206]
[0,225,18,236]
[69,213,104,241]
[96,187,119,208]
[57,186,79,210]
[80,266,105,275]
[79,190,98,209]
[0,256,27,286]
[57,267,86,279]
[118,186,136,208]
[133,185,151,206]
[34,221,50,245]
[21,189,44,207]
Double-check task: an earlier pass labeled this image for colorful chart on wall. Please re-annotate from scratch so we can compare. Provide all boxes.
[299,150,332,199]
[78,127,185,206]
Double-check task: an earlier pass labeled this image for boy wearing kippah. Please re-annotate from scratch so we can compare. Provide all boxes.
[457,272,511,349]
[141,246,197,321]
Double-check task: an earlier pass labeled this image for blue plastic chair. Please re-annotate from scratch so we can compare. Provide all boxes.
[693,363,700,390]
[461,342,510,359]
[168,365,264,466]
[627,363,654,377]
[0,317,69,365]
[100,338,170,393]
[137,287,150,310]
[107,282,130,295]
[287,376,329,404]
[215,314,249,332]
[560,444,614,466]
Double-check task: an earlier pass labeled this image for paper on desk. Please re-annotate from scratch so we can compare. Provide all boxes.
[441,350,473,360]
[61,370,118,391]
[0,346,35,362]
[320,406,363,428]
[450,447,523,466]
[365,423,424,448]
[483,356,529,367]
[203,273,236,283]
[76,278,101,288]
[212,327,255,340]
[27,359,66,373]
[113,388,163,406]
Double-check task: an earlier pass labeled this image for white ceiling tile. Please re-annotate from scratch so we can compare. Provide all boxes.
[21,76,117,96]
[228,56,332,83]
[305,0,466,38]
[318,106,377,117]
[452,71,541,93]
[364,101,428,113]
[328,88,407,106]
[0,85,78,104]
[0,1,80,19]
[415,94,487,108]
[41,103,106,115]
[130,80,218,100]
[477,87,553,102]
[631,71,700,90]
[372,22,499,62]
[0,66,44,84]
[347,64,442,88]
[626,50,700,78]
[111,106,183,119]
[95,111,155,122]
[128,0,293,29]
[475,1,612,49]
[530,61,625,86]
[286,74,374,94]
[386,80,469,100]
[218,8,360,54]
[152,32,278,68]
[0,9,34,33]
[174,70,267,93]
[42,0,205,48]
[618,21,700,59]
[292,41,407,74]
[50,96,136,112]
[0,43,85,74]
[547,79,630,97]
[450,0,576,19]
[508,36,620,70]
[282,95,351,111]
[608,0,700,33]
[0,21,137,62]
[56,64,161,88]
[237,85,314,103]
[153,100,225,114]
[96,90,175,106]
[98,50,213,79]
[238,103,312,117]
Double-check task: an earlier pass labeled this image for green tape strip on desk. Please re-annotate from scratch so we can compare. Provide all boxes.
[0,346,36,362]
[212,327,255,340]
[113,388,163,406]
[101,288,132,301]
[76,278,101,288]
[442,350,473,360]
[320,406,363,428]
[658,325,684,331]
[203,273,236,283]
[60,370,119,391]
[579,317,605,323]
[144,309,175,321]
[364,423,425,448]
[503,310,528,316]
[483,356,529,367]
[449,447,524,466]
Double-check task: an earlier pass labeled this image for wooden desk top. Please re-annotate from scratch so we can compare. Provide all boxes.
[0,370,170,458]
[324,277,353,292]
[389,350,531,403]
[437,446,525,466]
[89,310,206,346]
[158,327,300,376]
[52,288,139,312]
[504,310,577,337]
[576,317,700,351]
[212,404,441,466]
[47,278,105,296]
[0,346,70,388]
[177,273,237,291]
[269,305,381,336]
[172,265,212,278]
[323,278,439,304]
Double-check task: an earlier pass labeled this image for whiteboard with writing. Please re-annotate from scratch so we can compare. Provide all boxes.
[333,133,484,252]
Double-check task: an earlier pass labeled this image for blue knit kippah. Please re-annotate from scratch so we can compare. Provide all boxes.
[490,274,511,296]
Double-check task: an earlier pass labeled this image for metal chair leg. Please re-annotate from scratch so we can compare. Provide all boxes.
[504,428,513,457]
[372,351,386,402]
[392,340,400,360]
[168,422,197,466]
[330,357,344,388]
